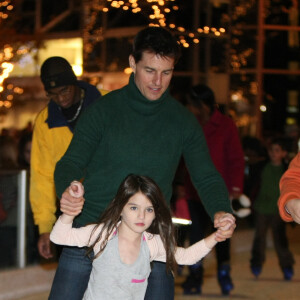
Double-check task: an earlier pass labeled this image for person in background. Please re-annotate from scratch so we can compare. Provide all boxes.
[51,27,236,300]
[279,151,300,223]
[18,132,32,169]
[30,56,107,260]
[182,84,244,295]
[17,131,39,264]
[251,137,295,280]
[0,136,19,267]
[50,175,234,300]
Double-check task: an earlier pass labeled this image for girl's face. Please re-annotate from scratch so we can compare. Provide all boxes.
[120,192,156,236]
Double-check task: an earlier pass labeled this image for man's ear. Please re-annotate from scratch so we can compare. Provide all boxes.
[129,55,136,73]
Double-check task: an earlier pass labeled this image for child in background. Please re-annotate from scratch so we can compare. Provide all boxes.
[50,174,234,300]
[250,138,295,280]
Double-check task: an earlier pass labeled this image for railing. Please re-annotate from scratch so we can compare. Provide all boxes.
[17,170,27,268]
[0,169,36,270]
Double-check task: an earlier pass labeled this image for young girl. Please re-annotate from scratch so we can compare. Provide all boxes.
[50,174,234,300]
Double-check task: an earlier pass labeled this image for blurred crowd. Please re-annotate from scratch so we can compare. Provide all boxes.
[0,122,39,268]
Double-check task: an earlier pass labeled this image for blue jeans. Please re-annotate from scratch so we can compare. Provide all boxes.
[48,246,93,300]
[145,261,174,300]
[49,248,174,299]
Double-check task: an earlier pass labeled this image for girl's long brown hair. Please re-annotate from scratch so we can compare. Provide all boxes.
[86,174,177,273]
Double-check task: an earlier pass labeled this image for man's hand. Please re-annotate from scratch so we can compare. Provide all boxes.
[38,233,53,259]
[286,199,300,224]
[214,211,236,242]
[60,182,85,216]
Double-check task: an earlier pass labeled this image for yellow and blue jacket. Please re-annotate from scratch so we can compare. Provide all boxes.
[30,81,108,234]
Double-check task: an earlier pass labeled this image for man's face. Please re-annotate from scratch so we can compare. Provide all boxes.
[46,85,76,108]
[129,51,175,101]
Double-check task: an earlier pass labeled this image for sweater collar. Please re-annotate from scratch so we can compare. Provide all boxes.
[124,73,169,115]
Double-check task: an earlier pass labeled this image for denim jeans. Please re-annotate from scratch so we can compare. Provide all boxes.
[48,246,93,300]
[145,261,174,300]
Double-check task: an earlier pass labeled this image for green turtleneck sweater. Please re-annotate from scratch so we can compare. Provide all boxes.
[54,74,231,226]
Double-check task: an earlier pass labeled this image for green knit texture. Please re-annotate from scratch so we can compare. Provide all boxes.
[55,75,231,226]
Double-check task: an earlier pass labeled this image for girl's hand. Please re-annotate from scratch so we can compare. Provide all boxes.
[69,181,84,197]
[60,181,85,217]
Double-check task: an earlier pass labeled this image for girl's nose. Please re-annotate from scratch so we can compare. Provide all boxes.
[138,211,145,219]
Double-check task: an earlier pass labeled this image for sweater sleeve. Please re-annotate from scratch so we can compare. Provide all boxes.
[183,116,232,219]
[54,102,103,198]
[278,153,300,222]
[148,234,212,265]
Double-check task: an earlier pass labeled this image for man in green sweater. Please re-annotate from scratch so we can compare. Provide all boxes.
[50,27,236,300]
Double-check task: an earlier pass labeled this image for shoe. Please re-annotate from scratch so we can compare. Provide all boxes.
[217,265,234,295]
[182,274,201,295]
[181,264,203,295]
[177,265,184,276]
[251,266,262,278]
[218,265,233,295]
[282,267,294,281]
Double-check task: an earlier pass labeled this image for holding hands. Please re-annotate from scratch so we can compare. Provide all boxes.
[214,212,236,242]
[204,213,236,249]
[60,181,85,223]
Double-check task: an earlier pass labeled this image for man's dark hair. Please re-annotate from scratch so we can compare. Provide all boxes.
[132,26,181,64]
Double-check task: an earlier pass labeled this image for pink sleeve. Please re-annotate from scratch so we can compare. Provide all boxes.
[174,240,212,265]
[50,216,100,247]
[148,234,212,265]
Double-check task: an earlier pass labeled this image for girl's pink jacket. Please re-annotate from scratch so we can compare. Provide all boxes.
[50,217,213,265]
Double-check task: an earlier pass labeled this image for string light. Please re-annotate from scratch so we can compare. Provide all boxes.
[0,42,30,109]
[230,0,257,71]
[0,1,17,109]
[0,0,13,20]
[83,0,227,57]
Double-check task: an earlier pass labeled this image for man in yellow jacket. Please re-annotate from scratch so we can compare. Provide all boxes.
[30,56,107,259]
